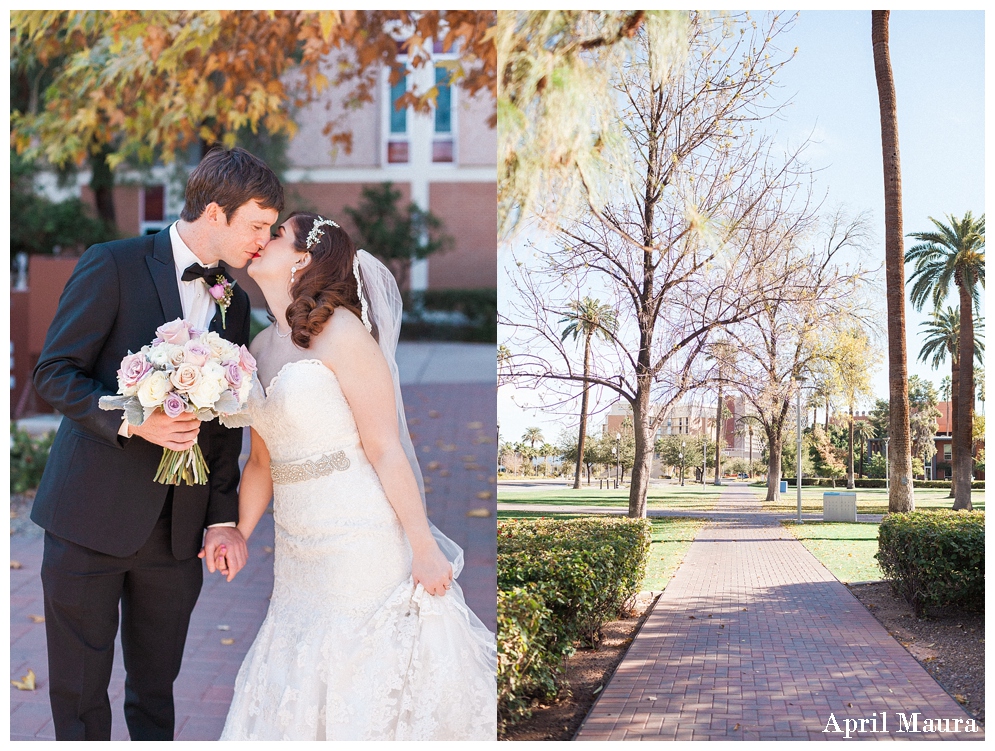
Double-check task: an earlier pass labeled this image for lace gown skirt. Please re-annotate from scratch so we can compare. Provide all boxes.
[219,361,496,740]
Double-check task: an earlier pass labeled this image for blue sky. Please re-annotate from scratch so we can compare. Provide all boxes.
[498,10,985,448]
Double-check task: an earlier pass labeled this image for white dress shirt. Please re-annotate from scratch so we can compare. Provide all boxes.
[119,225,238,529]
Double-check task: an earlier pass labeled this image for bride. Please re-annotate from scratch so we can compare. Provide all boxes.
[215,212,496,740]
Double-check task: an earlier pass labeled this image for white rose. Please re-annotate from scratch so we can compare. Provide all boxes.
[202,361,228,390]
[169,363,203,394]
[137,371,171,408]
[148,343,184,369]
[200,332,231,360]
[188,372,224,410]
[236,372,254,406]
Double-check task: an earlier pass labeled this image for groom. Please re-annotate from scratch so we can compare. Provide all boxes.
[30,146,283,740]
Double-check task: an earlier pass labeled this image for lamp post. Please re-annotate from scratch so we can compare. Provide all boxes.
[615,432,622,489]
[680,440,686,486]
[611,446,617,490]
[796,377,805,524]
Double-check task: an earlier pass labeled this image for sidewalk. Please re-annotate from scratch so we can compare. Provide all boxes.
[10,348,496,740]
[575,486,982,741]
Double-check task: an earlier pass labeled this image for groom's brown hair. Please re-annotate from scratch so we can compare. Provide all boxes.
[180,146,284,222]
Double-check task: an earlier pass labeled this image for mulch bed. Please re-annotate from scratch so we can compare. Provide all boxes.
[848,581,985,725]
[499,592,659,741]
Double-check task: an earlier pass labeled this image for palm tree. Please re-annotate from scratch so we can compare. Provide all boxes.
[907,213,986,510]
[975,366,985,415]
[917,308,984,497]
[872,10,915,512]
[853,419,875,478]
[559,297,618,489]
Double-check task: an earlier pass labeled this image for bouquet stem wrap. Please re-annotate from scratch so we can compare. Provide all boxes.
[155,444,210,485]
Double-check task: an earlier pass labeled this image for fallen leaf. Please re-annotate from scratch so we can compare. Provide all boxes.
[467,421,483,429]
[646,696,658,701]
[462,455,477,462]
[10,510,17,518]
[421,445,431,453]
[707,614,713,618]
[428,410,441,418]
[439,470,451,477]
[466,508,492,518]
[28,615,45,624]
[741,608,747,611]
[263,546,274,554]
[848,703,853,708]
[426,461,441,471]
[476,491,493,500]
[441,443,457,452]
[10,561,22,570]
[464,463,480,470]
[954,694,967,704]
[592,684,604,695]
[688,615,696,620]
[488,476,496,483]
[733,723,740,731]
[217,625,231,631]
[720,624,725,629]
[408,418,421,425]
[221,638,235,646]
[11,669,36,691]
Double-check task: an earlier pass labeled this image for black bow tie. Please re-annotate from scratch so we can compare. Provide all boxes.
[182,263,230,284]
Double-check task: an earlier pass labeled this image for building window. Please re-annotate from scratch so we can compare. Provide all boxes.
[943,443,952,460]
[387,72,409,164]
[141,184,169,235]
[432,65,454,163]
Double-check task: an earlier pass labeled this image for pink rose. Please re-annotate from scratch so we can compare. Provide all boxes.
[209,283,226,301]
[238,345,257,373]
[118,352,153,388]
[188,326,206,339]
[162,392,188,418]
[183,341,212,367]
[222,360,243,389]
[157,319,190,346]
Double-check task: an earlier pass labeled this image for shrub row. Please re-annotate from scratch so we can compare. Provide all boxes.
[876,509,985,616]
[10,423,55,494]
[497,517,651,729]
[781,477,984,490]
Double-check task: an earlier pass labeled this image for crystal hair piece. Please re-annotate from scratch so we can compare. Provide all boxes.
[306,216,340,249]
[352,254,373,333]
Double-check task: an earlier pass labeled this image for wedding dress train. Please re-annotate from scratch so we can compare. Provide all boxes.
[219,359,496,740]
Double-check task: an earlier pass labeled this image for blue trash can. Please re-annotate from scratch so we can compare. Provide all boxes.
[779,480,788,493]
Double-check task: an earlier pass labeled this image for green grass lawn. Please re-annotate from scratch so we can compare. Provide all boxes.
[779,520,883,583]
[497,511,706,593]
[497,483,722,513]
[750,484,985,516]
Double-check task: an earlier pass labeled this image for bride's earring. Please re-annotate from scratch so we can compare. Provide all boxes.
[290,263,298,285]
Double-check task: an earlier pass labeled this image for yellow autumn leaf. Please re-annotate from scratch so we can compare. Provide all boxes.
[11,669,36,691]
[221,638,235,646]
[466,508,491,518]
[28,615,45,624]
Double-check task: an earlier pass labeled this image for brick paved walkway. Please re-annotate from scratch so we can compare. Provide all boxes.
[575,485,983,741]
[10,382,495,741]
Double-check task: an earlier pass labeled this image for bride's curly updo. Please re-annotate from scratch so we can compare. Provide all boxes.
[285,212,364,349]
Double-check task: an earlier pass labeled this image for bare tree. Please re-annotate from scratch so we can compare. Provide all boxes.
[721,211,878,504]
[501,13,816,517]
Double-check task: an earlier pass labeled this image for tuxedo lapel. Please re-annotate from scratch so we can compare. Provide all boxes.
[146,229,183,323]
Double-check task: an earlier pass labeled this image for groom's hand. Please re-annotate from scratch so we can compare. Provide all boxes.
[200,526,248,582]
[130,411,201,450]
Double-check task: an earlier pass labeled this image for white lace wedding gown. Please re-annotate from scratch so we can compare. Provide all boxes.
[219,359,497,740]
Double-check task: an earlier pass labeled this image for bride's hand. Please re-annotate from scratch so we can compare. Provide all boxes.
[411,544,453,597]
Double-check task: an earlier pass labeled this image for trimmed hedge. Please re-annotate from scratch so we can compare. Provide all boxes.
[10,423,55,494]
[497,517,651,729]
[781,477,984,490]
[876,510,985,616]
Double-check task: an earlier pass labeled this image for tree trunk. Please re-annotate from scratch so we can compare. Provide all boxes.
[953,285,974,510]
[628,392,653,518]
[846,404,855,489]
[824,396,830,432]
[872,10,914,512]
[713,384,723,485]
[573,334,593,490]
[949,355,959,497]
[859,436,865,478]
[765,430,783,503]
[89,146,117,230]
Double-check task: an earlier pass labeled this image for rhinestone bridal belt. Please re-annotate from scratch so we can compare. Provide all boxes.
[270,450,351,485]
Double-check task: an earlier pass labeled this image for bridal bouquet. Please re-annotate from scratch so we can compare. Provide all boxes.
[99,318,256,485]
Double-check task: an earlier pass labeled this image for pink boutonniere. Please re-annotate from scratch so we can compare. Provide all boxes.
[208,275,236,328]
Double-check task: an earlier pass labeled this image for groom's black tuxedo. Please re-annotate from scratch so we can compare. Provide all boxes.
[32,228,249,557]
[31,227,251,741]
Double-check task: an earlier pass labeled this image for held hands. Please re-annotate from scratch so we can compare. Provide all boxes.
[130,410,201,451]
[411,542,454,597]
[199,526,248,583]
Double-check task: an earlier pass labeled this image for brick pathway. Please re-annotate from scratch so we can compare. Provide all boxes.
[575,485,983,741]
[10,382,495,741]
